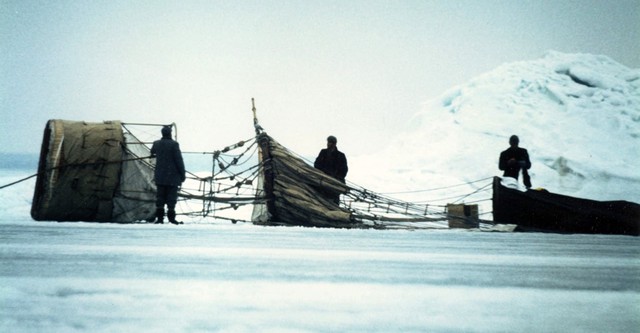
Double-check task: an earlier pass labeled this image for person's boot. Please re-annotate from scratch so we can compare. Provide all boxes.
[167,209,180,225]
[154,208,164,224]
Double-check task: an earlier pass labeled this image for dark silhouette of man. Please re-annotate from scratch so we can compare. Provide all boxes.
[150,125,186,224]
[314,135,348,183]
[314,135,348,204]
[499,135,532,188]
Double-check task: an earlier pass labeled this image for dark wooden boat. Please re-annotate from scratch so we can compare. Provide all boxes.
[492,177,640,235]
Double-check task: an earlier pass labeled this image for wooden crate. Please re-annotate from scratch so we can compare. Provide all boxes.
[446,204,479,229]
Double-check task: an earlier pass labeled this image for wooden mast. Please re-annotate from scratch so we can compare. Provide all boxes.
[252,99,278,222]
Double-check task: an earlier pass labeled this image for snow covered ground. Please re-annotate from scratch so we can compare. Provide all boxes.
[1,219,639,333]
[1,170,640,332]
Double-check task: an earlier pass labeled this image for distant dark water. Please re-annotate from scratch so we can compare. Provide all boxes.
[0,153,39,171]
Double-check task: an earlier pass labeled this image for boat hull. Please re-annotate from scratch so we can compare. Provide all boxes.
[492,177,640,236]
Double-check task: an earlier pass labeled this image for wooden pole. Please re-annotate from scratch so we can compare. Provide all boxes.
[252,98,262,135]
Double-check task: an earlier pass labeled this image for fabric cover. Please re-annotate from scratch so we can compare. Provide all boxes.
[31,120,156,222]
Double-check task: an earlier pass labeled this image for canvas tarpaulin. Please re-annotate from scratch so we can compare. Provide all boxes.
[31,120,156,222]
[252,133,355,227]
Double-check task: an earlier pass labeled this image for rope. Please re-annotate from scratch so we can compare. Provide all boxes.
[5,129,494,228]
[0,155,153,190]
[0,173,39,190]
[250,141,488,224]
[451,181,493,204]
[378,176,494,195]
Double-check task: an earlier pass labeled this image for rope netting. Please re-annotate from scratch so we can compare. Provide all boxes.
[173,133,495,228]
[176,137,266,223]
[1,122,495,227]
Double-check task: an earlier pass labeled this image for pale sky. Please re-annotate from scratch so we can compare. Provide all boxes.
[1,0,639,157]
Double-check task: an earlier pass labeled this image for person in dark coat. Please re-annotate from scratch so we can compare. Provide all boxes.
[314,135,348,183]
[499,135,532,188]
[150,125,186,224]
[314,135,348,204]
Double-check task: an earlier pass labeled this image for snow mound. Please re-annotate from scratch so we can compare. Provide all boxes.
[350,51,640,213]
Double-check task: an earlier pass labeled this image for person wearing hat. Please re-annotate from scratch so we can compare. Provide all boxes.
[499,135,532,188]
[150,125,186,224]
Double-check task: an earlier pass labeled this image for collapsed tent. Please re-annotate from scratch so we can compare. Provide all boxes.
[31,120,157,222]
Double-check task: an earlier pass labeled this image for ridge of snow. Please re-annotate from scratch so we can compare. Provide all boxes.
[350,51,640,213]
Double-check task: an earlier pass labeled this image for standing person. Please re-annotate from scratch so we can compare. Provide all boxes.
[314,135,348,204]
[150,125,186,224]
[314,135,348,183]
[499,135,532,188]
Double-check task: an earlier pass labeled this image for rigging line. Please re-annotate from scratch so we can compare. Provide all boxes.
[121,125,151,145]
[191,150,259,181]
[122,122,170,127]
[0,155,154,190]
[345,195,439,217]
[347,184,418,205]
[452,181,494,204]
[204,214,252,224]
[360,197,427,212]
[0,173,38,190]
[215,142,258,168]
[217,144,259,169]
[65,155,152,168]
[121,150,156,175]
[182,136,258,156]
[193,165,260,187]
[112,193,155,203]
[378,176,495,195]
[183,151,217,155]
[458,198,492,205]
[411,190,492,204]
[272,144,404,207]
[359,206,429,219]
[180,190,260,202]
[189,161,260,182]
[215,164,261,182]
[115,189,156,195]
[347,187,448,210]
[215,136,258,154]
[121,124,164,146]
